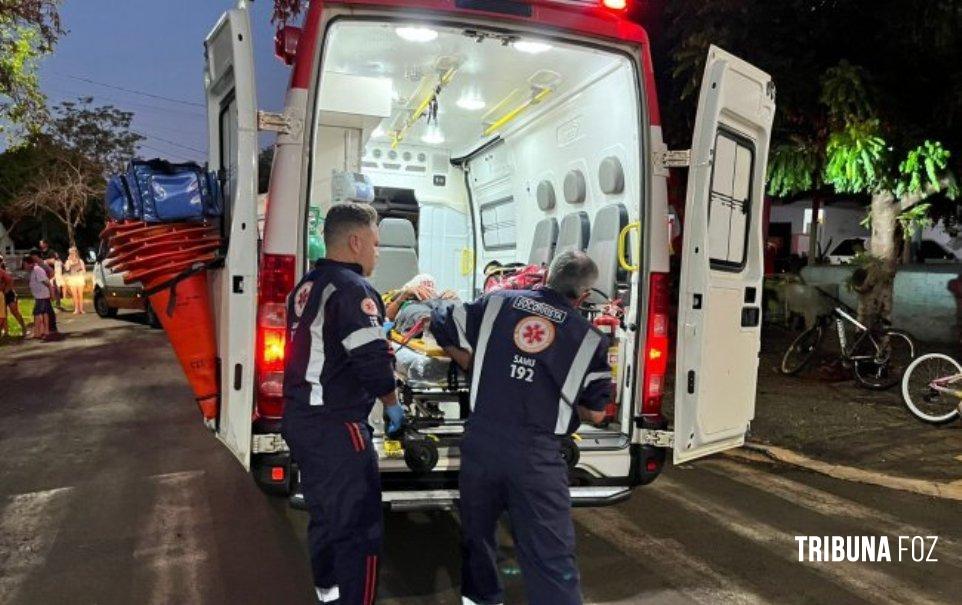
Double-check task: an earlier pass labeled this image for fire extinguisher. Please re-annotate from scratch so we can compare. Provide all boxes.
[593,313,621,422]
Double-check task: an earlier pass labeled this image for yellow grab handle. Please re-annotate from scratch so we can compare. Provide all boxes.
[618,221,641,272]
[460,248,474,276]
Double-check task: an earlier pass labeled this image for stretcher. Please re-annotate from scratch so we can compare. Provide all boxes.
[387,329,469,473]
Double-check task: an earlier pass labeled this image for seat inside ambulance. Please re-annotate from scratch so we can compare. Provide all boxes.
[371,218,419,292]
[528,217,558,266]
[556,211,590,257]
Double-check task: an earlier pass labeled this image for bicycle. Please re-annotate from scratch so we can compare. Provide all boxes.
[900,353,962,425]
[780,304,916,390]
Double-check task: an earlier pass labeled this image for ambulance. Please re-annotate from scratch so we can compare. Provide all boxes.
[203,0,774,509]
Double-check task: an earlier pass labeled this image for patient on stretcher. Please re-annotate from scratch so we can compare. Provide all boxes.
[385,274,459,337]
[384,274,466,388]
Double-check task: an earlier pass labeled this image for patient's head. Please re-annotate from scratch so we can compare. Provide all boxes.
[547,251,598,304]
[323,203,379,276]
[403,273,438,297]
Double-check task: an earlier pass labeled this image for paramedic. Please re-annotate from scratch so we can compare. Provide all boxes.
[431,250,610,605]
[282,202,405,605]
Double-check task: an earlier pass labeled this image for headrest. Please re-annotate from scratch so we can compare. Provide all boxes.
[564,169,587,204]
[378,218,416,248]
[536,180,556,211]
[598,156,625,194]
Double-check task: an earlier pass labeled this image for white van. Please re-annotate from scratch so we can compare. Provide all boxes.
[203,0,774,509]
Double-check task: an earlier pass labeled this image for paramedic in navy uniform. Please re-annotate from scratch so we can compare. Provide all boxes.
[282,203,405,605]
[431,250,611,605]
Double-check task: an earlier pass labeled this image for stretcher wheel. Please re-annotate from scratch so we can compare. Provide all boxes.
[560,436,580,470]
[404,438,439,474]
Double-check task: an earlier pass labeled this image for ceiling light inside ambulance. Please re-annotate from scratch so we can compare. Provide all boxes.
[421,124,444,145]
[457,94,486,111]
[513,40,552,54]
[396,27,438,43]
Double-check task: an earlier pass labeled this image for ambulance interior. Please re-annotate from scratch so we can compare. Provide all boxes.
[309,20,643,447]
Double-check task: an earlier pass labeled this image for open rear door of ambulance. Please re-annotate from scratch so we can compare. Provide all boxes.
[673,46,775,465]
[205,6,259,468]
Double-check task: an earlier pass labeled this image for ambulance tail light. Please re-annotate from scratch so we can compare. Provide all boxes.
[256,253,295,420]
[641,272,670,421]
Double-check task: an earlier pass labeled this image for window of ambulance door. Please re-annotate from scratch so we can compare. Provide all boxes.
[218,94,238,235]
[707,130,754,271]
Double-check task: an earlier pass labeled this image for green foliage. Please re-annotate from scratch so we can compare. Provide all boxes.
[0,1,64,143]
[48,97,143,173]
[897,203,933,237]
[767,138,820,197]
[895,141,959,200]
[823,120,887,194]
[820,61,874,124]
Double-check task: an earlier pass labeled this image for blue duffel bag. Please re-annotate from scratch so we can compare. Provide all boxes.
[125,159,222,223]
[104,173,139,221]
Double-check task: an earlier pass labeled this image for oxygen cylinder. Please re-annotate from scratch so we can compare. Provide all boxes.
[307,205,325,261]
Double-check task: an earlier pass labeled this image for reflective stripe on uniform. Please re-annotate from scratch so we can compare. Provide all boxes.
[469,296,505,411]
[306,283,338,406]
[555,330,602,434]
[342,325,384,352]
[582,371,610,387]
[453,303,472,352]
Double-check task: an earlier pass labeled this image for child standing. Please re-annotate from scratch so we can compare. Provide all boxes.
[26,255,52,340]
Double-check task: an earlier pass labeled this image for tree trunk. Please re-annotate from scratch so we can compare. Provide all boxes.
[65,220,76,249]
[857,192,899,327]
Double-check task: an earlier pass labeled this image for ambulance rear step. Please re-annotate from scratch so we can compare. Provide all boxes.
[289,486,631,511]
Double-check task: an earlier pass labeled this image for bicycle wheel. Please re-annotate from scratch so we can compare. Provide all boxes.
[900,353,962,425]
[780,325,822,375]
[853,329,915,390]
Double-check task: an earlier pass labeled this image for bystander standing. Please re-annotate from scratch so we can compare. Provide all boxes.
[0,257,26,337]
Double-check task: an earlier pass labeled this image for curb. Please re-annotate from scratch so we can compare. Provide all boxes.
[728,442,962,502]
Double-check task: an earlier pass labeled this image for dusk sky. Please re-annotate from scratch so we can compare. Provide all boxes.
[39,0,292,164]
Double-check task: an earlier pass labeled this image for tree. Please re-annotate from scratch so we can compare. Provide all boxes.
[768,62,958,326]
[661,0,962,326]
[48,97,142,173]
[0,98,143,249]
[0,0,64,144]
[271,0,305,25]
[8,142,99,246]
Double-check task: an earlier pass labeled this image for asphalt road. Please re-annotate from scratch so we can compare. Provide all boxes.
[1,312,960,604]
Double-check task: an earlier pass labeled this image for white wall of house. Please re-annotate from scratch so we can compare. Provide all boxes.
[0,222,15,255]
[769,201,869,256]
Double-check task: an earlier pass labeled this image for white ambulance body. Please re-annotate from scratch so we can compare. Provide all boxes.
[203,0,774,508]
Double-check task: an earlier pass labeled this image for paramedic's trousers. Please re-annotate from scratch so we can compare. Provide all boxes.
[284,419,382,605]
[459,423,581,605]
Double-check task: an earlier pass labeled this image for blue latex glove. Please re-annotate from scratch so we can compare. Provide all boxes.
[383,320,394,335]
[384,402,405,435]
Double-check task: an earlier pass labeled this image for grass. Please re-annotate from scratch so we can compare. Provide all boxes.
[2,298,34,339]
[1,290,96,343]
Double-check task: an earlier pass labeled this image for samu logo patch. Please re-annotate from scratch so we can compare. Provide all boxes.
[293,282,313,318]
[513,316,555,354]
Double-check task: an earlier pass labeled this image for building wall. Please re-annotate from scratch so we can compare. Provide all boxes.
[769,201,868,256]
[800,264,962,343]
